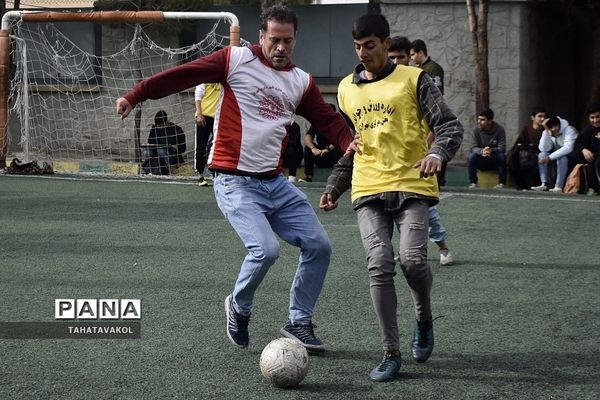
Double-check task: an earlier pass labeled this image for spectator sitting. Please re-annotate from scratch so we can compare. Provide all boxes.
[282,121,303,182]
[507,107,547,190]
[145,110,186,174]
[532,115,578,193]
[568,102,600,194]
[302,104,344,182]
[467,108,507,189]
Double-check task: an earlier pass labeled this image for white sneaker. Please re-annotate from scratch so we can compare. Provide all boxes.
[531,184,548,191]
[440,249,453,266]
[549,187,563,193]
[493,183,504,189]
[468,183,477,189]
[288,176,297,183]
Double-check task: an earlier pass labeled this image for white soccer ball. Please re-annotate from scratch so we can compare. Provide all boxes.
[259,337,309,388]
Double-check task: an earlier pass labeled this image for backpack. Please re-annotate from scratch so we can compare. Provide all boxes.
[6,158,54,174]
[563,163,588,194]
[518,147,538,170]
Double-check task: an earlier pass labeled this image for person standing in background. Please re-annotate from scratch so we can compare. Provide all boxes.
[410,38,447,186]
[389,38,453,266]
[410,39,444,95]
[194,47,223,187]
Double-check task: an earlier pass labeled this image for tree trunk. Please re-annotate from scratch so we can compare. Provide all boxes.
[467,0,490,113]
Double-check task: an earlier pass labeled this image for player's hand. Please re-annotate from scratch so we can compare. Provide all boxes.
[344,136,362,158]
[195,114,207,127]
[414,155,442,178]
[116,97,133,119]
[319,193,338,212]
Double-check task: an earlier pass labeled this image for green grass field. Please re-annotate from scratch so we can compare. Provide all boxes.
[1,174,599,399]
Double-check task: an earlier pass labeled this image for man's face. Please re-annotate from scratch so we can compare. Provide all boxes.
[531,112,547,129]
[548,125,561,136]
[388,49,409,66]
[477,116,492,130]
[588,111,600,128]
[259,20,296,70]
[353,35,391,75]
[410,49,426,65]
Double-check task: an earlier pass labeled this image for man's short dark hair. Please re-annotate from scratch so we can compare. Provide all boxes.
[410,39,428,56]
[389,36,411,54]
[546,116,560,128]
[352,13,390,41]
[260,5,298,33]
[478,108,494,120]
[530,106,546,117]
[585,101,600,115]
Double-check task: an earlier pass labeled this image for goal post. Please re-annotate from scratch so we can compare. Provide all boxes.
[0,10,241,174]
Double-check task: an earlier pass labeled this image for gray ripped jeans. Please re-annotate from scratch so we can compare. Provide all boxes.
[356,198,432,352]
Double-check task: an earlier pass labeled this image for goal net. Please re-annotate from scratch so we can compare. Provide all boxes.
[1,11,246,176]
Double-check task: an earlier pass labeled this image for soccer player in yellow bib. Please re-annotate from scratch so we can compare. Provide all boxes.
[320,14,463,382]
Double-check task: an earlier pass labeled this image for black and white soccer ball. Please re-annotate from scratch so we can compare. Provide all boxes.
[259,337,309,388]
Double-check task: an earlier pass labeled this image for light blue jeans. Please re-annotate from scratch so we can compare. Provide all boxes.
[213,173,331,324]
[538,151,569,189]
[356,199,432,351]
[428,206,447,244]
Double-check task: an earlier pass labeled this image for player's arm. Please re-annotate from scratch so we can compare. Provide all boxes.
[418,73,463,162]
[320,154,354,212]
[117,49,228,119]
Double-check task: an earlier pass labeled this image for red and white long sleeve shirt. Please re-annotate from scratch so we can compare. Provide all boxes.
[124,45,353,175]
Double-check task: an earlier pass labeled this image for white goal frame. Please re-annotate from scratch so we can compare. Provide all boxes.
[0,10,240,171]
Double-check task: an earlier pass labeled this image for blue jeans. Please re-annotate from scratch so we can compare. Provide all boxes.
[428,206,447,244]
[356,199,432,351]
[538,152,569,188]
[467,151,507,184]
[213,173,331,324]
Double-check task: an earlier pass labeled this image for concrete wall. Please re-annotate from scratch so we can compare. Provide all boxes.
[381,0,541,163]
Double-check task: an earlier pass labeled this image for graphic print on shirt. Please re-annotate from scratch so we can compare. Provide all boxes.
[352,100,397,133]
[253,86,292,121]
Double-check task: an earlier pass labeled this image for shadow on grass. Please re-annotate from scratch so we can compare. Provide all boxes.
[414,351,600,385]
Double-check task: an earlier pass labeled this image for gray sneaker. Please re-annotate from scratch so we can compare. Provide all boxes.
[369,351,401,382]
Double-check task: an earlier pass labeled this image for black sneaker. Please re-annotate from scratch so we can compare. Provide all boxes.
[197,176,210,187]
[280,320,325,353]
[225,295,249,348]
[411,319,434,363]
[369,351,402,382]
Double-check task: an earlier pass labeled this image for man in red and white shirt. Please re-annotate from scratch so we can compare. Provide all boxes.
[116,5,356,353]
